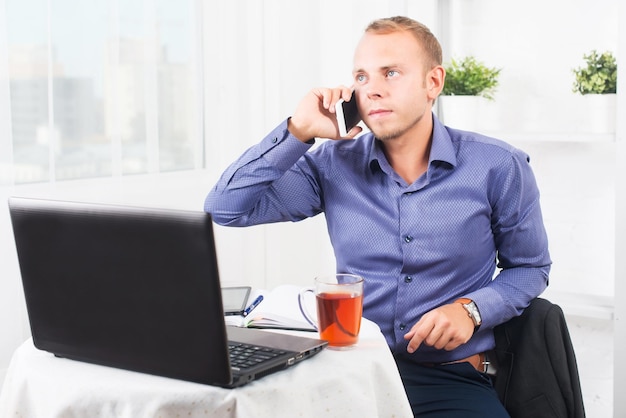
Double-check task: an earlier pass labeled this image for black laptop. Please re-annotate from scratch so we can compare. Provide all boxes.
[8,196,327,388]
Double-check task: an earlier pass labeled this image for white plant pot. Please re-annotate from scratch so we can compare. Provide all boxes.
[436,95,499,133]
[574,94,616,134]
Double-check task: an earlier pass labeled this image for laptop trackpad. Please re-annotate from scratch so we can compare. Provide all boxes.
[226,326,327,354]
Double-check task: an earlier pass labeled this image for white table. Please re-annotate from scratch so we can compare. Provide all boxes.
[0,319,412,418]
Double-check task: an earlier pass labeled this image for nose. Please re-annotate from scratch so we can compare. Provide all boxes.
[365,76,384,100]
[366,90,382,100]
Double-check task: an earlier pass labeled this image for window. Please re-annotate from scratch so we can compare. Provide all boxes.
[1,0,202,185]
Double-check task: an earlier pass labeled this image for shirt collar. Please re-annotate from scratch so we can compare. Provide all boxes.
[429,114,457,167]
[368,113,457,174]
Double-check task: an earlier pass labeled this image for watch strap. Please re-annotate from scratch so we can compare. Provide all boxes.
[454,298,482,327]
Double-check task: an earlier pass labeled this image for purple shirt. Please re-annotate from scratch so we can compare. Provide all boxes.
[205,115,551,363]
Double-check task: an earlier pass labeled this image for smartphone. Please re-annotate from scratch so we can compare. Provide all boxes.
[221,286,252,316]
[335,91,361,137]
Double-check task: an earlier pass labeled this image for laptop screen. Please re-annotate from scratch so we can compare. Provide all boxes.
[9,197,232,385]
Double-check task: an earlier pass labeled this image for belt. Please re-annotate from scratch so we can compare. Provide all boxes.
[421,352,488,373]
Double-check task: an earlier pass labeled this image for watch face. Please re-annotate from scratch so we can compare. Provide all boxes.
[465,302,481,326]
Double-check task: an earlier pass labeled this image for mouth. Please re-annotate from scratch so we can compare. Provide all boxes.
[368,108,392,119]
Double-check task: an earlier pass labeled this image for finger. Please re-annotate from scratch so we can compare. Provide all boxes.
[312,88,332,111]
[341,126,363,140]
[424,325,446,348]
[324,92,335,111]
[441,329,471,351]
[327,90,343,114]
[328,86,353,113]
[404,322,432,354]
[406,336,422,354]
[341,86,354,101]
[443,339,463,351]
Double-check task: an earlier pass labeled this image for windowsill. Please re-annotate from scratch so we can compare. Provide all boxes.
[544,291,615,321]
[483,132,616,143]
[2,169,213,211]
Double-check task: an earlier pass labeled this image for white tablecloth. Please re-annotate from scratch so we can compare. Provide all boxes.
[0,319,412,418]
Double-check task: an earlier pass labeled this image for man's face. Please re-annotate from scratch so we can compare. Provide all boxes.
[352,30,437,142]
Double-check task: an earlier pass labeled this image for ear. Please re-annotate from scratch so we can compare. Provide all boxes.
[426,65,445,100]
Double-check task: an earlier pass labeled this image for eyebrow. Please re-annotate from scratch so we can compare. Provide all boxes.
[353,65,399,74]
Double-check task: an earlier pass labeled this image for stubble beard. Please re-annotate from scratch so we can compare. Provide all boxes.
[367,112,424,142]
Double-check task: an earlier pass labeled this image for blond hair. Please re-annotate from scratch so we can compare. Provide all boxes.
[365,16,442,69]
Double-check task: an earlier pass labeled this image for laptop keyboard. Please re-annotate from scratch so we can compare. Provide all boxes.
[228,341,287,371]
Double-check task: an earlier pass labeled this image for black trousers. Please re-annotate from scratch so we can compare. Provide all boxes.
[395,356,510,418]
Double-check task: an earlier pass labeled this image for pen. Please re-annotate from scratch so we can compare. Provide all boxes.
[243,295,264,317]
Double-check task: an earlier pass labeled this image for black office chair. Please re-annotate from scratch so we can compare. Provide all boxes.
[491,298,586,418]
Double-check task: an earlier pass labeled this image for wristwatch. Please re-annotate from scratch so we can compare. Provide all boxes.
[455,298,482,328]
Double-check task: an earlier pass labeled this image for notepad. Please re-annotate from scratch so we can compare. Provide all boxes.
[224,285,317,332]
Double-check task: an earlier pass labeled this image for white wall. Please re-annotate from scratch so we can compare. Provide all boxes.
[441,0,619,310]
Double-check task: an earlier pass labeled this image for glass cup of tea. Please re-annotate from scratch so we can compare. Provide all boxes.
[299,274,364,348]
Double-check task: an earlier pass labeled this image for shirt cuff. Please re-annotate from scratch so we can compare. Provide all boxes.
[260,119,315,171]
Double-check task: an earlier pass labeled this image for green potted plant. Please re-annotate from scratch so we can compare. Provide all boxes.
[442,56,501,100]
[438,56,502,131]
[571,50,617,134]
[572,50,617,95]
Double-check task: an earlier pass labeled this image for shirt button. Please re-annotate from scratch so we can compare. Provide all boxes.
[405,192,413,196]
[271,137,278,143]
[399,324,407,330]
[404,276,413,283]
[404,235,413,243]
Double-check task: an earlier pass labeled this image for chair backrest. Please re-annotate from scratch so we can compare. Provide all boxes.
[492,298,586,418]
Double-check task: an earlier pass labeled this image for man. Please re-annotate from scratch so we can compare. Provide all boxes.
[205,16,550,417]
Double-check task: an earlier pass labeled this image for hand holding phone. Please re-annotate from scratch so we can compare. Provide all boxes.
[335,91,361,137]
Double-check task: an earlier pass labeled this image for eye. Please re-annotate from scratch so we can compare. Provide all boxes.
[387,69,398,78]
[355,74,367,84]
